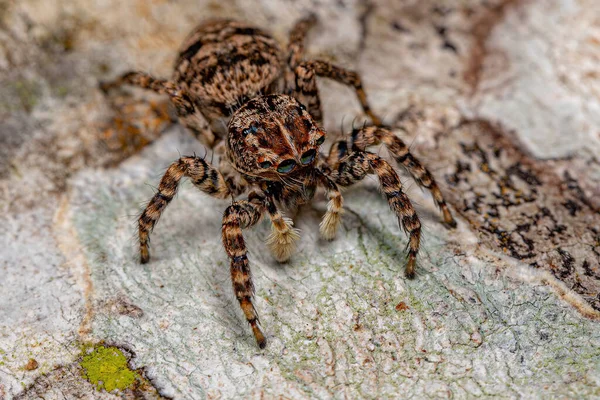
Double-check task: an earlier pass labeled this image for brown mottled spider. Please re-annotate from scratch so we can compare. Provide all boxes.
[101,15,456,348]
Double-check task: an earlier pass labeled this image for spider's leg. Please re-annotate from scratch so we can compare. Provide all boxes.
[326,151,421,278]
[139,156,238,264]
[262,189,300,262]
[292,60,382,125]
[291,61,323,123]
[100,72,194,119]
[315,170,344,240]
[100,71,216,146]
[343,126,456,227]
[326,139,350,167]
[100,71,171,95]
[286,13,318,91]
[222,191,268,348]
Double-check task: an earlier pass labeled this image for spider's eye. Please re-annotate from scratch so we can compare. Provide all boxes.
[259,161,272,169]
[315,136,325,146]
[298,102,306,111]
[277,159,296,174]
[300,149,316,165]
[243,125,258,136]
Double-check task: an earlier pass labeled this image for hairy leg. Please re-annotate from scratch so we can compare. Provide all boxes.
[139,156,235,263]
[286,13,318,91]
[100,71,216,145]
[328,125,456,227]
[327,151,421,278]
[264,198,300,262]
[292,60,382,125]
[222,191,268,348]
[316,170,344,240]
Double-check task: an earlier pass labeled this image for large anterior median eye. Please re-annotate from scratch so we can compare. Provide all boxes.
[277,159,296,173]
[301,149,316,165]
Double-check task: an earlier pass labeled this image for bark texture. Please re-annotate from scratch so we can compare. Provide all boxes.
[1,0,599,398]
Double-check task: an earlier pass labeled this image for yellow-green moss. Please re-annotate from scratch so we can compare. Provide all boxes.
[80,345,137,392]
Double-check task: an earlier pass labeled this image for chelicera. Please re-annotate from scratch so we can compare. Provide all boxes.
[101,15,456,348]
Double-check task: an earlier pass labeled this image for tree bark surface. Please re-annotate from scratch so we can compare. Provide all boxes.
[1,0,599,398]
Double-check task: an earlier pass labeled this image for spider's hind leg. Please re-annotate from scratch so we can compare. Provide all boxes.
[100,71,216,146]
[100,71,171,95]
[286,13,318,90]
[292,60,382,126]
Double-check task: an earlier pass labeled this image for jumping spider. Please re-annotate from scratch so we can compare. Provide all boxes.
[101,16,456,348]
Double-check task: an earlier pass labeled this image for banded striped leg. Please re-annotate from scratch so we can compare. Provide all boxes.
[101,72,171,95]
[292,60,382,125]
[264,198,300,262]
[328,151,421,278]
[138,156,232,264]
[222,192,268,348]
[316,170,344,240]
[328,126,456,228]
[286,14,318,91]
[100,72,215,144]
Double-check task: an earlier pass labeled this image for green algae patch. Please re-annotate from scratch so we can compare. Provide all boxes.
[80,345,137,392]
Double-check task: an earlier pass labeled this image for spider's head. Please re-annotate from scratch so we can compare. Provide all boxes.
[227,94,325,180]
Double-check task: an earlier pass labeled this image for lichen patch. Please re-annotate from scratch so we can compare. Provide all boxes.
[80,345,137,392]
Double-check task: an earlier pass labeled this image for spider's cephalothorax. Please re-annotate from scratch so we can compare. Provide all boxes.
[226,95,325,206]
[101,16,456,349]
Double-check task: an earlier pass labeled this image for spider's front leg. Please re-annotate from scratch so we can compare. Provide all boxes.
[326,151,421,278]
[222,191,269,348]
[291,60,382,125]
[328,126,456,228]
[139,156,236,263]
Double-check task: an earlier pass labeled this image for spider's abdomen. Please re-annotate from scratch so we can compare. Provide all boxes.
[173,20,284,127]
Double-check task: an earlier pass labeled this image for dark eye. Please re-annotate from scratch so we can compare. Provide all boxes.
[300,149,316,165]
[243,125,258,136]
[277,159,296,174]
[316,136,325,146]
[259,161,272,169]
[298,102,306,111]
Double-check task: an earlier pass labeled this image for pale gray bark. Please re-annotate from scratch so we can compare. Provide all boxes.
[1,0,599,398]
